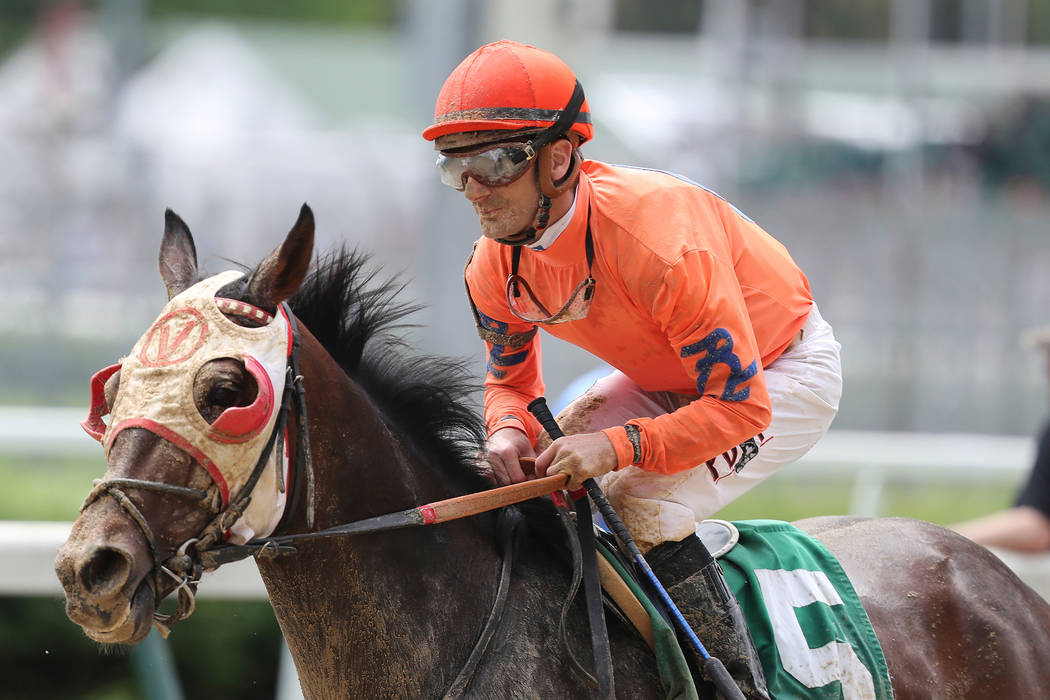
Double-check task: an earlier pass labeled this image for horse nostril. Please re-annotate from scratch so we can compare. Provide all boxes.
[79,547,132,593]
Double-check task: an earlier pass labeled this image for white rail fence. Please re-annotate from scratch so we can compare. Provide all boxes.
[3,406,1050,698]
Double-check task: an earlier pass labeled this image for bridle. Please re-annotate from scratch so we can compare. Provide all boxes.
[80,302,314,637]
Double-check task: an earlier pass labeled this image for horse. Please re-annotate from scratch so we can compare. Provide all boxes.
[56,205,1050,699]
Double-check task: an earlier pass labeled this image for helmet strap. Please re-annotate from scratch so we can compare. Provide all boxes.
[524,80,586,154]
[494,192,551,247]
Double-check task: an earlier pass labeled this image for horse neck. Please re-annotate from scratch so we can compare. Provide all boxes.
[291,328,456,519]
[261,330,505,697]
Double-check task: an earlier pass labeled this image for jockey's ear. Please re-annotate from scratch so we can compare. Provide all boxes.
[159,209,199,300]
[246,203,314,309]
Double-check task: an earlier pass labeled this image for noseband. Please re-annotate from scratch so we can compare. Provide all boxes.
[80,302,314,637]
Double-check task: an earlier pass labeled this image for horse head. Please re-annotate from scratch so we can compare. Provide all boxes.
[55,205,314,644]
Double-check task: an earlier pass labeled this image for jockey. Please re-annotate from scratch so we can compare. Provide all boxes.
[423,39,842,698]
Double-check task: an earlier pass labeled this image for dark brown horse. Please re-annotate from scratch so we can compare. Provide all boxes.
[56,206,1050,699]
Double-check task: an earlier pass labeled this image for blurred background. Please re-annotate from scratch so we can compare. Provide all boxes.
[3,0,1050,697]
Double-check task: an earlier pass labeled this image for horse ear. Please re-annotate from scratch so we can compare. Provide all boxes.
[159,209,199,300]
[246,203,315,308]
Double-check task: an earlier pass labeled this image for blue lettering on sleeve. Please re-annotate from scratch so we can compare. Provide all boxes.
[478,310,529,380]
[681,328,757,401]
[477,310,507,335]
[487,344,528,379]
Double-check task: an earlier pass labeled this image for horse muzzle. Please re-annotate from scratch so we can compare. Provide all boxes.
[55,516,157,645]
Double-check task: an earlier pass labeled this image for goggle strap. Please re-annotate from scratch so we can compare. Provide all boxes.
[524,80,586,154]
[510,144,535,164]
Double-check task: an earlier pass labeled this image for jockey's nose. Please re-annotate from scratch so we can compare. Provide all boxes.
[463,175,492,201]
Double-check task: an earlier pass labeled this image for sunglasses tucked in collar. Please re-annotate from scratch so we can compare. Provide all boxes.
[506,206,596,324]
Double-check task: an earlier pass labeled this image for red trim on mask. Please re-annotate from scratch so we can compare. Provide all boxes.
[279,305,294,357]
[209,355,275,444]
[215,298,274,325]
[81,363,122,442]
[106,418,231,505]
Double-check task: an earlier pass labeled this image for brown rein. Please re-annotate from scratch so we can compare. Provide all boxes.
[200,468,568,568]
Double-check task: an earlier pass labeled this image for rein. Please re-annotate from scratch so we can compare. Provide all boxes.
[444,508,522,699]
[200,472,569,568]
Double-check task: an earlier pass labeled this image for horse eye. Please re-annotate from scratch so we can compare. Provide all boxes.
[208,383,240,407]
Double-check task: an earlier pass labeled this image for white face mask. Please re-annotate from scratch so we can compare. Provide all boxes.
[101,270,292,544]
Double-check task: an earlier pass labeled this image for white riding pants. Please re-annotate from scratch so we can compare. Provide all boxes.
[555,303,842,552]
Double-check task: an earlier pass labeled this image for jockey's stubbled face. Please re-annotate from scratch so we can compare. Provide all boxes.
[461,157,541,241]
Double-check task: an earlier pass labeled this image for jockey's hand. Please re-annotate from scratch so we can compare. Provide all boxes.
[483,426,536,485]
[536,431,618,492]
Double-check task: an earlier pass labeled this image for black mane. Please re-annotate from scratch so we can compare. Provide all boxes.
[223,244,563,548]
[283,247,491,495]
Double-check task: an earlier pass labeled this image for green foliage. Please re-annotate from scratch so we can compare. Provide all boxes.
[0,597,138,700]
[0,0,399,61]
[614,0,701,34]
[804,0,889,40]
[0,597,279,700]
[147,0,399,25]
[169,602,281,699]
[0,456,102,521]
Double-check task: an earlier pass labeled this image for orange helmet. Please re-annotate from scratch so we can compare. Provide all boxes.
[422,40,593,145]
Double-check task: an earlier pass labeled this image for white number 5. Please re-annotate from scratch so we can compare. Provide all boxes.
[754,569,877,700]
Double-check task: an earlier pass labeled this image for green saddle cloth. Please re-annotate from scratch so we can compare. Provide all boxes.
[720,520,894,700]
[598,520,894,700]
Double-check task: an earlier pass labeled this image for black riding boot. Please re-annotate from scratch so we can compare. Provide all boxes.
[647,534,770,700]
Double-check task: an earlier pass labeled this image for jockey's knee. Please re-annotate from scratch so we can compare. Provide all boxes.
[601,469,699,553]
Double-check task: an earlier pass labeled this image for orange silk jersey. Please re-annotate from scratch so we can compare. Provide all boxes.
[465,161,813,475]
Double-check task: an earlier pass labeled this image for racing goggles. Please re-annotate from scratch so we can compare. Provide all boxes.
[436,142,537,191]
